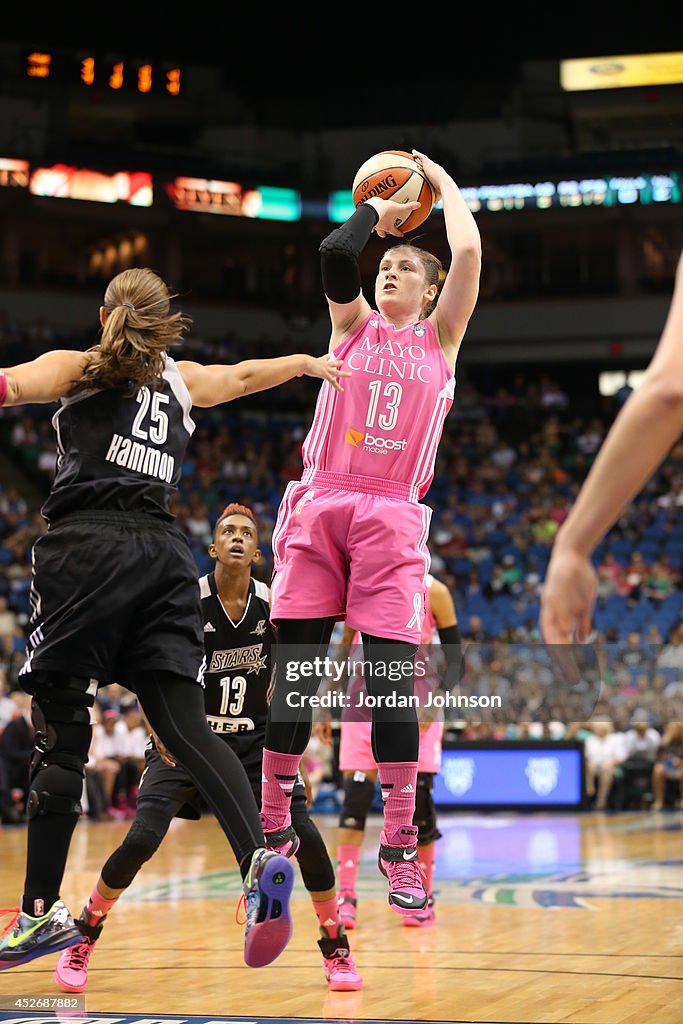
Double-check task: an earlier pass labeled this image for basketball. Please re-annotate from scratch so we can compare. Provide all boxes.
[352,150,436,233]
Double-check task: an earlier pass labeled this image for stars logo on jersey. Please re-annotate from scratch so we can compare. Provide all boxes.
[250,619,267,636]
[413,323,426,337]
[203,622,216,632]
[208,644,267,675]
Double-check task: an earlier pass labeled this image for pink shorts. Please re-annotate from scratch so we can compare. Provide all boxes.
[270,475,432,644]
[338,720,443,774]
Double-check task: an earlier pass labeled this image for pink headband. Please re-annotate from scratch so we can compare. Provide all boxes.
[0,371,7,407]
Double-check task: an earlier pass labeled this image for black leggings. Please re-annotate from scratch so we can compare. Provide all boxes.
[22,670,264,911]
[133,673,264,871]
[102,799,176,890]
[102,786,335,896]
[266,618,419,763]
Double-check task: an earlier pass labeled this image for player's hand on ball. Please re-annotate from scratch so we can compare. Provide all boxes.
[367,197,421,238]
[303,355,351,392]
[411,151,448,200]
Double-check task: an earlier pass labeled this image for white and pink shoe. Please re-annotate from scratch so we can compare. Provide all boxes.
[378,825,428,917]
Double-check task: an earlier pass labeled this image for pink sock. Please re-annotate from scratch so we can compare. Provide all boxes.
[419,843,436,897]
[312,895,341,939]
[337,844,360,895]
[84,885,119,926]
[260,749,302,830]
[377,761,418,839]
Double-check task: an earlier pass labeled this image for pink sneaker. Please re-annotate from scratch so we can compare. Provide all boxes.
[54,939,95,992]
[318,926,362,991]
[260,815,300,859]
[337,893,357,930]
[378,825,428,917]
[106,806,128,821]
[402,896,436,927]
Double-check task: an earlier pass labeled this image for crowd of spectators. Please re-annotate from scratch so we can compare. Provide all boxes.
[0,675,150,825]
[1,314,682,820]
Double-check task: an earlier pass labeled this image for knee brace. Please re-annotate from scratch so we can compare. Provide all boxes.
[27,673,97,820]
[101,800,174,890]
[414,772,442,846]
[338,771,376,831]
[291,796,335,893]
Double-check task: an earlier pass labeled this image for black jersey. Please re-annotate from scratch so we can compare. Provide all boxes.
[199,572,275,734]
[42,354,194,524]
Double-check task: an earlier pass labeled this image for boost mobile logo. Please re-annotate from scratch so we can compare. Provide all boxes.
[345,428,365,446]
[345,426,407,452]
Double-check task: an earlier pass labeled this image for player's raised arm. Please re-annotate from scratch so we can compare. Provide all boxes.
[541,248,683,645]
[1,350,90,406]
[319,197,420,348]
[412,150,481,363]
[176,353,350,407]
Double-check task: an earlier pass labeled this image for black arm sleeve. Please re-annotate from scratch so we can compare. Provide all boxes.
[319,203,379,303]
[437,624,464,690]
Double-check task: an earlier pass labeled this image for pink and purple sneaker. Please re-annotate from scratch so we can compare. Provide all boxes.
[243,847,295,967]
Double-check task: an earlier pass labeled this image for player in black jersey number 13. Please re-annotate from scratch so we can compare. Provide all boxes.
[0,267,349,974]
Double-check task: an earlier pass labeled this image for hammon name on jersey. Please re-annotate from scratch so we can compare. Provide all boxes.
[105,434,175,483]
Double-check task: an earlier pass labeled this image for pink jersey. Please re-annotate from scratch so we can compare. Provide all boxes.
[301,313,454,501]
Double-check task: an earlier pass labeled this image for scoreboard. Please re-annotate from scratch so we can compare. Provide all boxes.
[24,49,182,96]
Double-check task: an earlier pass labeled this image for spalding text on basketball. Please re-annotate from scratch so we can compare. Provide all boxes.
[359,174,398,201]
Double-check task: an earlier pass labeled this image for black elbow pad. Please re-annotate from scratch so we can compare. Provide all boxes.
[319,204,379,303]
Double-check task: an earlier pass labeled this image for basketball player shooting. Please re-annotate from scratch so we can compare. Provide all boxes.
[260,150,481,917]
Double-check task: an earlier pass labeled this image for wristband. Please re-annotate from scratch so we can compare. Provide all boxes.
[437,623,465,689]
[0,371,7,407]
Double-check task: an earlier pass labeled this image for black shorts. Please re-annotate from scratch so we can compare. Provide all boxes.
[136,728,307,820]
[20,512,205,690]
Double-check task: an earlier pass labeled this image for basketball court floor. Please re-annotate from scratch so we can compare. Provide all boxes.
[1,809,682,1024]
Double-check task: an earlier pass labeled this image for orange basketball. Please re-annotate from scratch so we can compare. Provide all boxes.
[352,150,436,233]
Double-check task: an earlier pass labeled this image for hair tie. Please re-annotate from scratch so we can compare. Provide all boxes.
[122,302,135,311]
